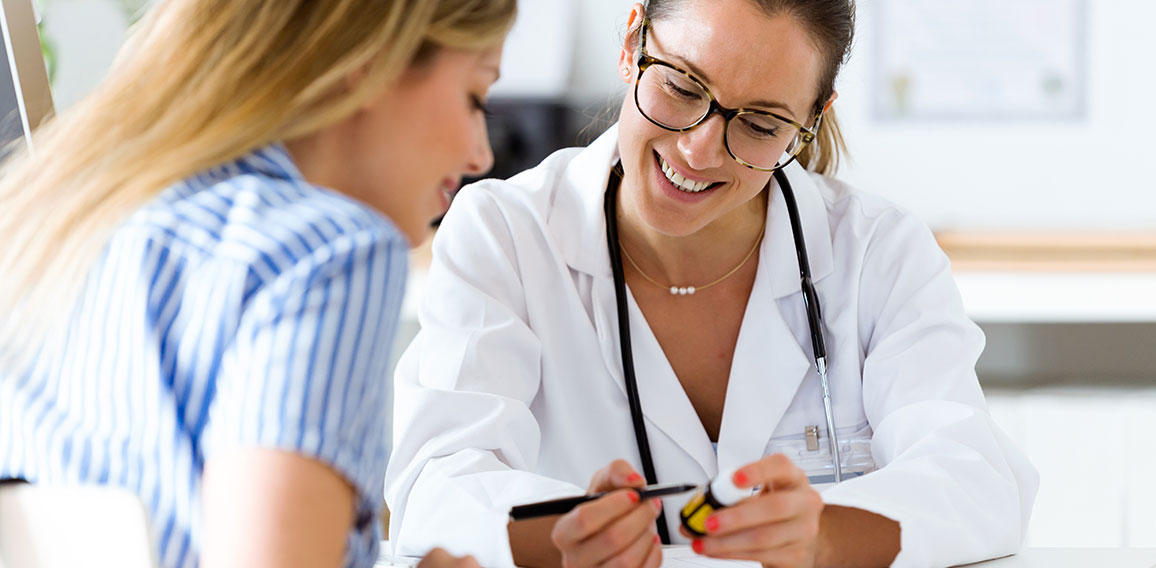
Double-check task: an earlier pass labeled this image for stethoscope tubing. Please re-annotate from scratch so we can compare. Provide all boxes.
[603,165,844,544]
[773,169,843,484]
[604,163,673,544]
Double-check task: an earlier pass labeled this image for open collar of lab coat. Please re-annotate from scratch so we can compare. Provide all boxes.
[545,124,834,477]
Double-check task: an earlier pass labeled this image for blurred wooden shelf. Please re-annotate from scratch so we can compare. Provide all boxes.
[936,231,1156,272]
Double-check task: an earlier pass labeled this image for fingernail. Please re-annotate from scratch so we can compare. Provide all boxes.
[654,534,661,544]
[705,515,719,533]
[651,498,663,511]
[732,470,749,487]
[692,539,705,554]
[626,473,643,483]
[627,490,640,504]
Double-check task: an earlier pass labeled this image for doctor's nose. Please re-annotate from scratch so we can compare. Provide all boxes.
[464,121,495,177]
[676,113,727,171]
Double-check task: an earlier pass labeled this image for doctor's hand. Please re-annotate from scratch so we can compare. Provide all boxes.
[416,548,480,568]
[686,454,823,568]
[549,459,664,568]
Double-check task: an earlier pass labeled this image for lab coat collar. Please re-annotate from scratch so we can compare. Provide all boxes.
[765,162,834,298]
[587,246,814,480]
[546,124,621,281]
[562,124,829,477]
[716,245,813,473]
[548,123,834,298]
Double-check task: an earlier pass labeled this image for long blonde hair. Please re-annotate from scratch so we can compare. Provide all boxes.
[0,0,515,369]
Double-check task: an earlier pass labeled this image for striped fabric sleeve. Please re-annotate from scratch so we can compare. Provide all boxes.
[206,226,407,512]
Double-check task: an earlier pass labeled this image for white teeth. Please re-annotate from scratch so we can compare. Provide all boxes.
[660,157,713,193]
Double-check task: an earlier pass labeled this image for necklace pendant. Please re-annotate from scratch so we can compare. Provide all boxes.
[669,286,697,296]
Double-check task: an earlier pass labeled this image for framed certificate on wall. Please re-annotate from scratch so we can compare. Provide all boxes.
[871,0,1087,121]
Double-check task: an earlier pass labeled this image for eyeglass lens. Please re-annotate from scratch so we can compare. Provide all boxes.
[635,63,805,170]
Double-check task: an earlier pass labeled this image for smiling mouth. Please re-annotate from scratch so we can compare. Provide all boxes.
[430,181,462,228]
[655,151,722,194]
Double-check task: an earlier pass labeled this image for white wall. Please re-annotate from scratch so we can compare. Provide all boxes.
[492,0,634,101]
[38,0,128,109]
[836,0,1156,230]
[551,0,1156,230]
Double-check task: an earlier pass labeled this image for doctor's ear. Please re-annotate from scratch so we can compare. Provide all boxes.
[822,91,839,114]
[618,3,646,85]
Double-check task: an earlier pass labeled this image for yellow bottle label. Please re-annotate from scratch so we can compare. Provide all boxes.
[680,492,705,517]
[679,492,712,536]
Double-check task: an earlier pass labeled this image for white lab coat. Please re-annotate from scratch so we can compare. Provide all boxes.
[385,125,1037,567]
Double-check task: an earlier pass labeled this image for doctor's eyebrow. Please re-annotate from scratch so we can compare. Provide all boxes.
[660,50,798,118]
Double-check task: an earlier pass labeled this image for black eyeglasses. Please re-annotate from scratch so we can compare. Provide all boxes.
[633,19,823,172]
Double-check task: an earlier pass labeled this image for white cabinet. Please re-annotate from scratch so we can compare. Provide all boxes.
[1124,391,1156,547]
[987,388,1156,547]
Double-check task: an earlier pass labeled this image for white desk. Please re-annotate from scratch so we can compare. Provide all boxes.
[959,548,1156,567]
[376,546,1156,567]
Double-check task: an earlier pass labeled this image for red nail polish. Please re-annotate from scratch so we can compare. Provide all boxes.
[627,473,643,483]
[654,534,661,544]
[732,470,749,486]
[692,539,705,554]
[628,491,640,504]
[704,516,719,533]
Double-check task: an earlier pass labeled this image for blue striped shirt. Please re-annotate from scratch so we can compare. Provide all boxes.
[0,144,408,568]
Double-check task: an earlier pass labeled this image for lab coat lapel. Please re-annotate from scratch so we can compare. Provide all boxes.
[717,164,830,472]
[589,277,718,479]
[625,291,719,478]
[766,163,833,299]
[715,248,812,473]
[557,125,634,410]
[560,125,715,478]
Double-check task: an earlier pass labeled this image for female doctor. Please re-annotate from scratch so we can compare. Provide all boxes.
[386,0,1038,566]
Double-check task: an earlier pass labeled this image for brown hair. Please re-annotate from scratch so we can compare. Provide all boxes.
[639,0,855,175]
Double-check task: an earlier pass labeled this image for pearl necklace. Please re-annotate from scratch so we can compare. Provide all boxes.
[619,225,766,296]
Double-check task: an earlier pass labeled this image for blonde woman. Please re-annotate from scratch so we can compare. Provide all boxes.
[0,1,513,567]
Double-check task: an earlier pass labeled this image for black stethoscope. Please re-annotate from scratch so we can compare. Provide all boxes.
[602,162,842,544]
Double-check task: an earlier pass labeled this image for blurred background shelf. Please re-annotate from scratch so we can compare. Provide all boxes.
[939,231,1156,323]
[938,230,1156,273]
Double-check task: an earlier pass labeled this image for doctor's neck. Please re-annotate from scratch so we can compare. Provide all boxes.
[615,180,768,288]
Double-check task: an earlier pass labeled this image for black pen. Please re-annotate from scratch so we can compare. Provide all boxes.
[509,482,698,521]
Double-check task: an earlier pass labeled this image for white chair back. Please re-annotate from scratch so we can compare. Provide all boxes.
[0,484,156,568]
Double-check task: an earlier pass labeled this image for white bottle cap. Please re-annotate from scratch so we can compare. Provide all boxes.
[710,468,755,506]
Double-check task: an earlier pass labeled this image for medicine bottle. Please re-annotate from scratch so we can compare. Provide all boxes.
[679,469,751,537]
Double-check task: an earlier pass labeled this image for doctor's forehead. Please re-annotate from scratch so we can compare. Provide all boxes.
[645,0,823,118]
